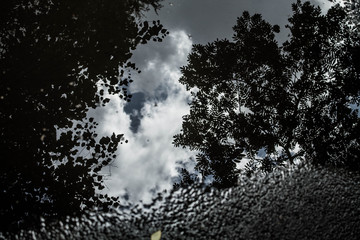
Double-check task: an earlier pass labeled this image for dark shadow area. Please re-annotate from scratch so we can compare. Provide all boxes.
[0,0,167,233]
[174,0,360,188]
[124,92,146,133]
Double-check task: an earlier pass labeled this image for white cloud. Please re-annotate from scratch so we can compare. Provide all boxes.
[312,0,335,13]
[129,30,193,97]
[91,0,337,203]
[94,30,194,202]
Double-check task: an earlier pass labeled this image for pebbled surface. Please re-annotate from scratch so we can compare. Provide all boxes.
[4,164,360,240]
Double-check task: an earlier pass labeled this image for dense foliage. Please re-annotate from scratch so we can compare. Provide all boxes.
[174,1,360,188]
[0,0,167,232]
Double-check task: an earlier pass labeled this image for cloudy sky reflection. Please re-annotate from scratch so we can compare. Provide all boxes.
[95,0,332,202]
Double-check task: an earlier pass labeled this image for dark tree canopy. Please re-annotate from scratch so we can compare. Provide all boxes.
[174,1,360,188]
[0,0,167,233]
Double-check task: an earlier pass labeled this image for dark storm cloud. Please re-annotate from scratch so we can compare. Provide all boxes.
[145,0,330,44]
[145,0,293,44]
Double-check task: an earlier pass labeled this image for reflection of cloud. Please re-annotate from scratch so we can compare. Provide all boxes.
[129,30,192,98]
[314,0,335,12]
[104,90,193,202]
[92,30,194,202]
[89,1,335,203]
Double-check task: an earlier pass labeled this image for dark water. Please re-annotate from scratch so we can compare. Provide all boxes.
[1,1,360,238]
[4,165,360,239]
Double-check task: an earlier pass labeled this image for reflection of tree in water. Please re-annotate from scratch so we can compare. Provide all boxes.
[0,0,168,232]
[174,1,360,188]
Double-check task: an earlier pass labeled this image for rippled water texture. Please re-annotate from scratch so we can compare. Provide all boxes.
[5,164,360,239]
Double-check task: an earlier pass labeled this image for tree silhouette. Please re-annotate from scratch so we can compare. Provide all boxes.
[174,1,360,188]
[0,0,167,232]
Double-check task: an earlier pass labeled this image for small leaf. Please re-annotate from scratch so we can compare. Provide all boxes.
[151,230,161,240]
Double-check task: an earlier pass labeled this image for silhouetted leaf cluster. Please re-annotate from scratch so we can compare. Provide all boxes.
[174,1,360,188]
[0,0,167,233]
